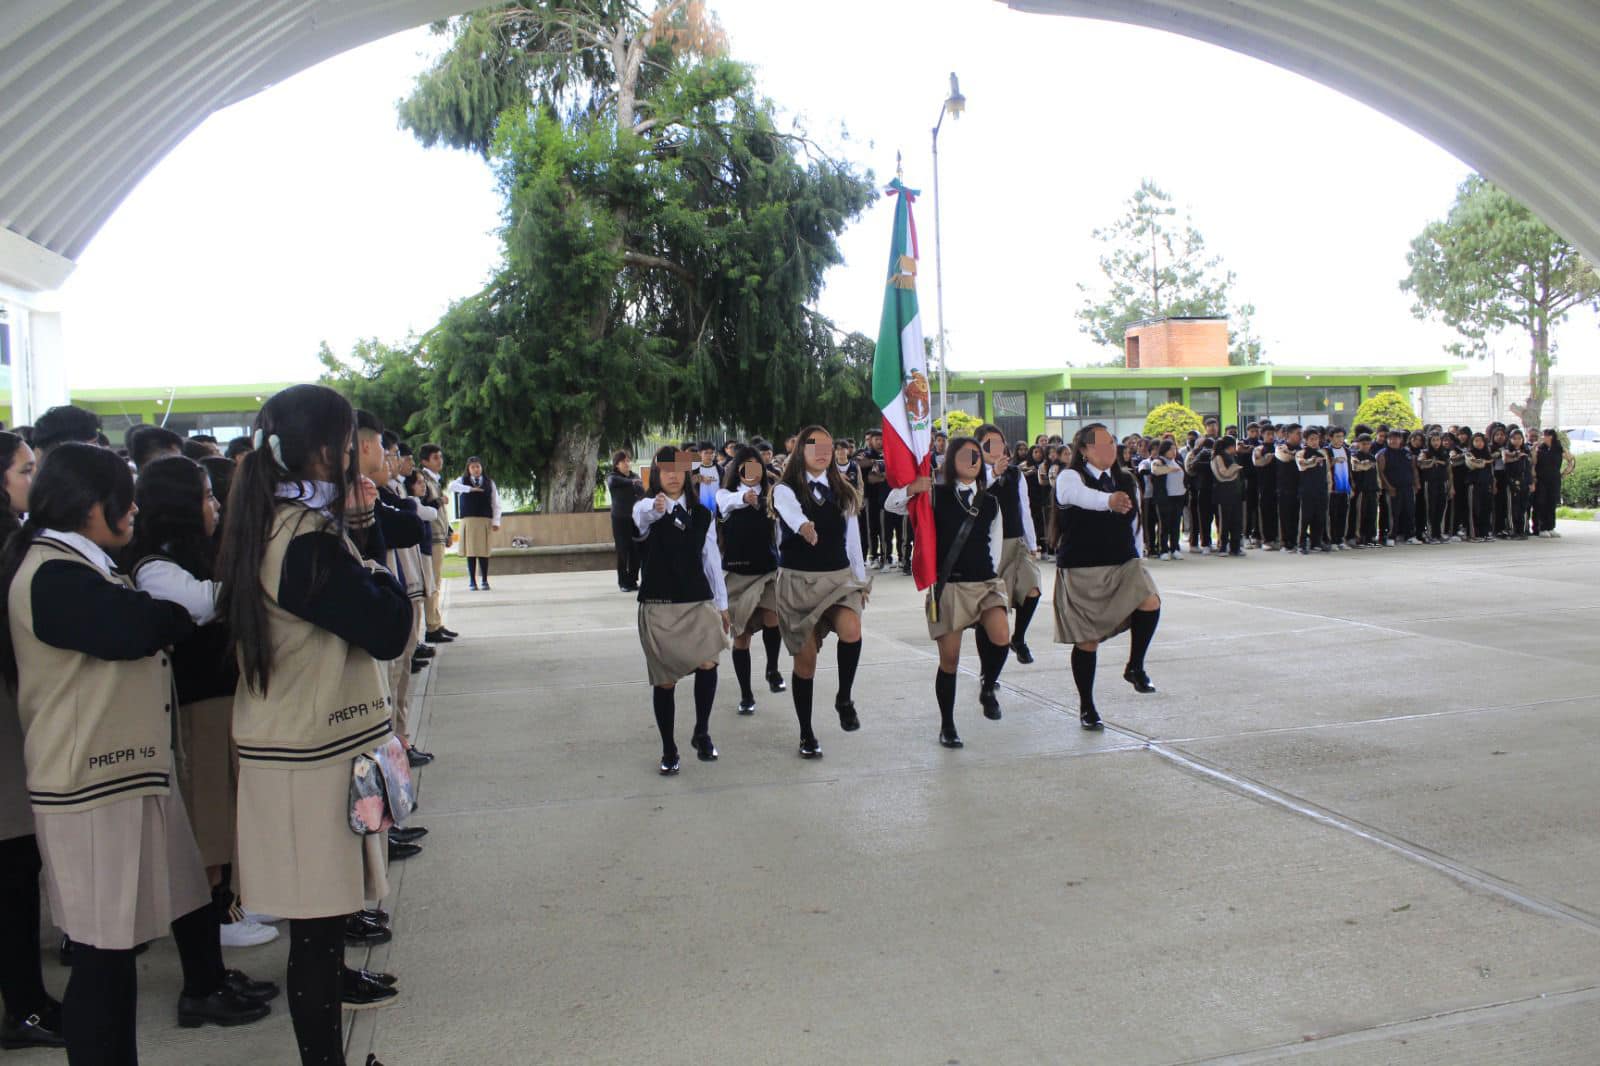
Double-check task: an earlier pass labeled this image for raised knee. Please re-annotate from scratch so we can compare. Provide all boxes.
[1076,641,1099,653]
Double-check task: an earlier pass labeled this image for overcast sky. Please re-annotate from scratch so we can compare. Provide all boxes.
[57,0,1600,390]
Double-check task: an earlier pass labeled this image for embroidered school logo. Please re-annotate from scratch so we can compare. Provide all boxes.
[903,368,931,425]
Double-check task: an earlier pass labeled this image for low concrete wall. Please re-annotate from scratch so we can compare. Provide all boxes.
[479,511,615,574]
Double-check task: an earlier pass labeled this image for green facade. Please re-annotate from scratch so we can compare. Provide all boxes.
[1,379,293,445]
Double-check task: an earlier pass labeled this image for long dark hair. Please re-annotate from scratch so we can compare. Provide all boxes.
[1068,422,1135,495]
[460,457,493,493]
[774,425,861,517]
[0,431,29,540]
[217,385,356,696]
[938,436,988,489]
[720,444,771,497]
[0,444,136,684]
[645,445,698,502]
[126,456,215,579]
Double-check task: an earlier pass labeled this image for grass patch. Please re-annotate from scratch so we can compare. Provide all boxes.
[1556,506,1597,521]
[442,555,468,579]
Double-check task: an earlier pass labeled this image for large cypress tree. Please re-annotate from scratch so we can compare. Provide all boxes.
[401,1,875,509]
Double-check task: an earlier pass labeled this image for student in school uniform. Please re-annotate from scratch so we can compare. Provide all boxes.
[1461,432,1495,541]
[716,446,786,715]
[771,425,870,759]
[1148,440,1186,560]
[1532,428,1574,537]
[1,444,274,1065]
[976,425,1043,664]
[1239,423,1262,545]
[1294,427,1332,553]
[217,385,411,1066]
[1377,430,1420,545]
[607,451,645,593]
[1417,432,1453,544]
[1209,436,1246,556]
[0,431,61,1051]
[1502,428,1532,538]
[1348,434,1380,547]
[1273,424,1303,554]
[450,458,502,591]
[1252,424,1280,549]
[1052,424,1161,731]
[416,445,459,643]
[633,446,730,775]
[885,437,1010,747]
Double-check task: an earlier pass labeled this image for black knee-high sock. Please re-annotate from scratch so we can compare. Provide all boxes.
[1071,646,1098,712]
[1013,593,1039,643]
[170,904,225,1000]
[63,944,137,1066]
[0,835,50,1021]
[835,639,862,703]
[286,916,345,1066]
[761,625,782,675]
[652,686,676,756]
[478,557,490,580]
[1127,607,1160,673]
[978,631,1010,685]
[731,647,753,700]
[935,668,957,734]
[792,674,815,740]
[693,666,717,736]
[466,557,477,583]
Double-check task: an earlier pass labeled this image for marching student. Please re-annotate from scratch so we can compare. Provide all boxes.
[1027,443,1051,539]
[1503,428,1532,539]
[976,425,1042,665]
[1532,428,1573,537]
[1253,424,1279,549]
[1210,436,1245,556]
[716,446,786,715]
[416,445,458,642]
[1463,432,1495,541]
[1377,429,1420,544]
[1295,427,1332,553]
[1417,431,1453,543]
[886,437,1010,747]
[693,442,722,511]
[1148,440,1186,560]
[450,457,501,591]
[1052,424,1161,731]
[771,425,869,759]
[607,451,645,592]
[2,444,273,1065]
[0,431,60,1051]
[217,385,410,1066]
[632,446,729,775]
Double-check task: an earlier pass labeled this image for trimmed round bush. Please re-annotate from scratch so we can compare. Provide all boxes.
[1143,402,1204,438]
[1353,390,1421,431]
[933,409,982,437]
[1561,452,1600,508]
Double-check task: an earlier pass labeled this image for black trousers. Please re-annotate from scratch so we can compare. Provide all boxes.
[1468,483,1493,538]
[1534,478,1560,532]
[1388,487,1416,541]
[865,495,885,559]
[610,513,639,589]
[1242,480,1259,541]
[1329,493,1350,544]
[1351,489,1378,544]
[1423,483,1449,540]
[0,834,50,1024]
[881,510,906,564]
[1156,498,1184,556]
[1215,490,1243,553]
[1276,490,1300,549]
[1298,493,1328,548]
[1509,484,1529,535]
[1492,472,1510,534]
[1258,484,1279,544]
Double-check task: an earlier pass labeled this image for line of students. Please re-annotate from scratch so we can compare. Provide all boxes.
[630,421,1157,768]
[0,388,463,1065]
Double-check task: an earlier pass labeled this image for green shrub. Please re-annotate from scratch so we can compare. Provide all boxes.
[1353,390,1421,431]
[933,409,982,437]
[1143,402,1204,438]
[1562,452,1600,508]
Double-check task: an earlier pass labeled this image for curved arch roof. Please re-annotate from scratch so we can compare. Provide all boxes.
[2,2,1597,292]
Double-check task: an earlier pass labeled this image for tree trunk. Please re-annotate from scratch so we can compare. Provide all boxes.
[1513,321,1551,432]
[543,416,603,513]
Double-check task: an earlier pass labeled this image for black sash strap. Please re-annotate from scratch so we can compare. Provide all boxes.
[928,487,985,624]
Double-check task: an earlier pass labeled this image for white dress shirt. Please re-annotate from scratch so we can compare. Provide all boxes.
[1055,462,1143,558]
[449,477,503,523]
[133,558,220,625]
[38,530,117,577]
[631,495,728,610]
[986,463,1038,551]
[771,472,867,583]
[885,480,1001,574]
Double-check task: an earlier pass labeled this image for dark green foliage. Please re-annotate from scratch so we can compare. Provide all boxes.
[318,339,429,438]
[1562,453,1600,508]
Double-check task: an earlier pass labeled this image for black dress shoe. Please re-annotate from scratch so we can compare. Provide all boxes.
[737,696,756,715]
[938,729,964,749]
[409,658,427,674]
[659,751,681,776]
[766,670,787,693]
[359,907,391,927]
[1010,640,1034,664]
[835,699,861,732]
[1,1011,65,1050]
[406,746,434,768]
[353,968,397,987]
[412,643,436,660]
[345,913,393,947]
[222,969,280,1002]
[979,681,1002,721]
[440,627,459,638]
[366,1055,387,1066]
[691,733,718,762]
[425,629,455,644]
[387,839,423,862]
[389,825,429,844]
[1080,706,1103,731]
[480,580,491,591]
[798,736,823,759]
[177,987,272,1028]
[342,969,399,1011]
[1123,667,1157,694]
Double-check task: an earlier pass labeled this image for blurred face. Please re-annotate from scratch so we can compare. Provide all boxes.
[201,476,220,537]
[950,442,982,481]
[357,431,385,478]
[1511,431,1524,446]
[4,443,36,516]
[657,451,692,495]
[699,447,715,465]
[86,499,137,551]
[1080,427,1116,471]
[739,459,763,486]
[979,432,1007,471]
[384,445,400,479]
[1305,432,1321,447]
[933,436,946,454]
[468,460,483,479]
[398,454,414,476]
[801,431,833,475]
[617,456,632,475]
[1472,434,1486,449]
[760,448,774,463]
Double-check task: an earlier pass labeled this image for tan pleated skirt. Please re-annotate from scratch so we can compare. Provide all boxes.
[638,601,728,686]
[1052,560,1160,646]
[926,577,1008,639]
[35,792,211,949]
[999,537,1042,603]
[774,568,869,655]
[725,570,779,637]
[174,695,237,868]
[460,516,493,557]
[236,760,389,919]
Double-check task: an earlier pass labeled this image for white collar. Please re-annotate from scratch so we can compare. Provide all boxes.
[39,530,116,576]
[663,494,689,511]
[276,480,340,512]
[1085,461,1108,479]
[806,470,829,485]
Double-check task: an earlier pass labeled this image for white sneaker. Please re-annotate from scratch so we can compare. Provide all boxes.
[1406,537,1422,545]
[1549,530,1562,538]
[220,918,279,948]
[1384,539,1395,547]
[1172,550,1184,560]
[244,910,282,925]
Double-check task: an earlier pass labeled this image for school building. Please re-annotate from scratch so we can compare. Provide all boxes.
[0,368,292,445]
[941,317,1461,444]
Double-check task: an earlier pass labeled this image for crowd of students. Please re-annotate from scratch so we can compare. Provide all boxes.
[0,387,466,1066]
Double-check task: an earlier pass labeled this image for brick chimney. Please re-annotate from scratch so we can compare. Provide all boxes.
[1124,316,1228,369]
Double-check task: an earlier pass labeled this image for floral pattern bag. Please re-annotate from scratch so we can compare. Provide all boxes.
[348,735,417,835]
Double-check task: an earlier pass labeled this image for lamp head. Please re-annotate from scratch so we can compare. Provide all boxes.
[945,72,965,118]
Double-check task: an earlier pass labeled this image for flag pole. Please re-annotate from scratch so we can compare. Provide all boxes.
[931,73,964,432]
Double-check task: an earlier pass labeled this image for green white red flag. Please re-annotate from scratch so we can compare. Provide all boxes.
[871,178,937,590]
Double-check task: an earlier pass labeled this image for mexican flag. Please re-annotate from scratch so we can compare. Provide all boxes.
[871,178,937,590]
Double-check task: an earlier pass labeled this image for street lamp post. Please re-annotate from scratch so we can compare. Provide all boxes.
[931,72,964,433]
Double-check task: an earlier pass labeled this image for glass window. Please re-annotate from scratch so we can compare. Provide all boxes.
[99,414,144,448]
[1190,388,1221,423]
[164,411,261,442]
[1081,390,1116,418]
[941,392,984,419]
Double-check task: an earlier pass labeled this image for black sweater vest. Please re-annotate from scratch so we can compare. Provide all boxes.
[1056,471,1138,569]
[933,484,999,582]
[638,504,714,604]
[994,467,1026,539]
[778,488,849,572]
[720,497,778,576]
[456,478,495,519]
